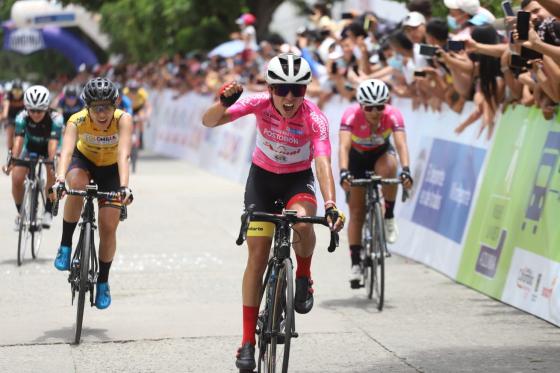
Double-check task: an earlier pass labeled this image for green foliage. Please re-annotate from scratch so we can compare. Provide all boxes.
[0,50,75,82]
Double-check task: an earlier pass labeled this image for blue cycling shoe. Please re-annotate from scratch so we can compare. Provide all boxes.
[54,245,71,271]
[95,282,111,310]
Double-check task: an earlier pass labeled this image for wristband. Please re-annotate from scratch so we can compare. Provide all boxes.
[402,166,410,173]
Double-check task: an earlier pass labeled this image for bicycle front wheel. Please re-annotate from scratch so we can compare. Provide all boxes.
[373,202,386,311]
[363,210,375,300]
[261,259,294,373]
[17,184,32,266]
[31,183,45,259]
[75,223,91,344]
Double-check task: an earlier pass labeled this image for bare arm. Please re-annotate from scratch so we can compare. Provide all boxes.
[392,131,410,168]
[56,123,78,179]
[338,130,352,171]
[117,113,133,187]
[468,39,508,58]
[47,139,58,161]
[11,135,24,158]
[314,155,337,206]
[202,81,242,127]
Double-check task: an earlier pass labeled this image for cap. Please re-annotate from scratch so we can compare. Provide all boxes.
[444,0,480,16]
[402,11,426,27]
[236,13,256,26]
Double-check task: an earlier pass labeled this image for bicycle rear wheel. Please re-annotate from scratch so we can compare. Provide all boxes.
[31,184,45,259]
[17,185,32,266]
[75,223,91,344]
[260,259,294,373]
[373,203,386,311]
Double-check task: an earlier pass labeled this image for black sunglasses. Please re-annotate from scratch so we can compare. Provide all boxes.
[271,84,307,98]
[362,104,385,112]
[28,109,46,114]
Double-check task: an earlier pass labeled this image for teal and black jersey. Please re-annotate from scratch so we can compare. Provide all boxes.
[15,109,63,155]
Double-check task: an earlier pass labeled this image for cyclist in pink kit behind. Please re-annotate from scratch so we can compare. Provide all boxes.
[202,53,345,372]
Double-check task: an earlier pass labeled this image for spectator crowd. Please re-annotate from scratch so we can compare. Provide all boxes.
[6,0,560,140]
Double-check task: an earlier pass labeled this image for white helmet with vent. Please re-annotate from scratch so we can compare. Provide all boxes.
[266,53,312,85]
[356,79,390,105]
[24,85,50,111]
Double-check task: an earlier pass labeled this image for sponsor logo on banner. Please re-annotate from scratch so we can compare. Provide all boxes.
[475,229,507,278]
[503,248,560,324]
[412,139,486,243]
[9,28,45,55]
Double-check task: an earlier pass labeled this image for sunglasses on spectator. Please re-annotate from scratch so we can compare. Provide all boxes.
[88,104,115,113]
[28,109,46,114]
[361,104,385,112]
[271,84,307,97]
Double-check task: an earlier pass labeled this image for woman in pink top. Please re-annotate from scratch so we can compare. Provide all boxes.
[339,79,413,286]
[202,53,345,371]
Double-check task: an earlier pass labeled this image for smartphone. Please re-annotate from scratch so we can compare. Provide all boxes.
[501,1,515,17]
[419,44,438,57]
[521,46,543,60]
[331,60,338,75]
[517,11,530,41]
[341,12,354,20]
[414,70,427,77]
[510,54,528,69]
[447,40,466,52]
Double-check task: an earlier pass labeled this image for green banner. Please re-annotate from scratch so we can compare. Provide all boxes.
[457,106,560,298]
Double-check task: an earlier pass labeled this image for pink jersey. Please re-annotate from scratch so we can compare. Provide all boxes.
[340,103,405,152]
[227,93,331,174]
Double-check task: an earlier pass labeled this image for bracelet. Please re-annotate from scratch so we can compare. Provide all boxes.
[324,200,336,208]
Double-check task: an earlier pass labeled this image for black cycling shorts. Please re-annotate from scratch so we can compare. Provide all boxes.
[244,164,316,214]
[348,141,395,179]
[68,149,121,207]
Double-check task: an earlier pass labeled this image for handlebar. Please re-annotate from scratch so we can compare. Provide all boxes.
[350,174,409,203]
[52,185,128,221]
[236,205,339,253]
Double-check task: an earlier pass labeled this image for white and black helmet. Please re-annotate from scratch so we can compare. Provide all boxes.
[265,53,312,85]
[24,85,50,111]
[356,79,390,106]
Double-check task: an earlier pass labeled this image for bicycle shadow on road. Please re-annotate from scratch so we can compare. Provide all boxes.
[32,326,110,344]
[320,296,395,314]
[0,257,52,266]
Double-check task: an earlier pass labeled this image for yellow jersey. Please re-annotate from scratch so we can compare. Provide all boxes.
[69,108,126,167]
[123,87,148,111]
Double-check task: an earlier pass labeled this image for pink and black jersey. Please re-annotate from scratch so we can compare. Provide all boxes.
[340,104,405,152]
[227,93,331,174]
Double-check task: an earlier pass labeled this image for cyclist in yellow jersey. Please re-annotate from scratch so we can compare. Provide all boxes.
[52,77,133,310]
[123,80,150,150]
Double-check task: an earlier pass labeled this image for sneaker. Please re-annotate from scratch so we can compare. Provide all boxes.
[54,245,71,271]
[294,277,314,314]
[235,342,256,371]
[349,265,362,289]
[384,218,399,244]
[42,212,52,229]
[95,282,111,310]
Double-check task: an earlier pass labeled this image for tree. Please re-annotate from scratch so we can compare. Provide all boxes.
[393,0,506,19]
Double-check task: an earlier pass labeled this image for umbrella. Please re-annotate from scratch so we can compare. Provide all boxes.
[208,40,246,58]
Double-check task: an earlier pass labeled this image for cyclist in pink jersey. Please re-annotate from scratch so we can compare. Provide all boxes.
[338,79,413,286]
[202,53,345,372]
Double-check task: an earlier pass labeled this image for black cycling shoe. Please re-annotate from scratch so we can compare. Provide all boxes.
[236,342,256,371]
[294,277,314,314]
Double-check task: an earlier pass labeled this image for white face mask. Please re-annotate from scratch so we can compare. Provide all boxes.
[447,15,459,31]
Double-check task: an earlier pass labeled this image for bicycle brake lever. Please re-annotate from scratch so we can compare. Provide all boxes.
[236,211,250,246]
[328,231,339,253]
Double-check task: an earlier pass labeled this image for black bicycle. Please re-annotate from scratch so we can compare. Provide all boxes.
[236,203,339,373]
[350,171,407,310]
[12,153,54,266]
[52,183,127,344]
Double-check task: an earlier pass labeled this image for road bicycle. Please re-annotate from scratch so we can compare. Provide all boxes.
[53,183,127,344]
[236,203,339,373]
[13,154,54,266]
[350,171,407,310]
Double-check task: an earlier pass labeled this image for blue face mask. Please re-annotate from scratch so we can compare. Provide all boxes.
[387,54,403,70]
[447,15,459,31]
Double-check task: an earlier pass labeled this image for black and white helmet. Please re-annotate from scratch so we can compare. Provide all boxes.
[24,85,50,111]
[81,77,118,105]
[265,53,312,85]
[356,79,390,105]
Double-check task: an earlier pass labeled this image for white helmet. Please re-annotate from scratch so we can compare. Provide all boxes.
[356,79,390,106]
[266,53,312,85]
[24,85,50,110]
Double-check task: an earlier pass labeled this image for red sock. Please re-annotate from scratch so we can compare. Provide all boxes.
[295,254,312,278]
[242,305,258,345]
